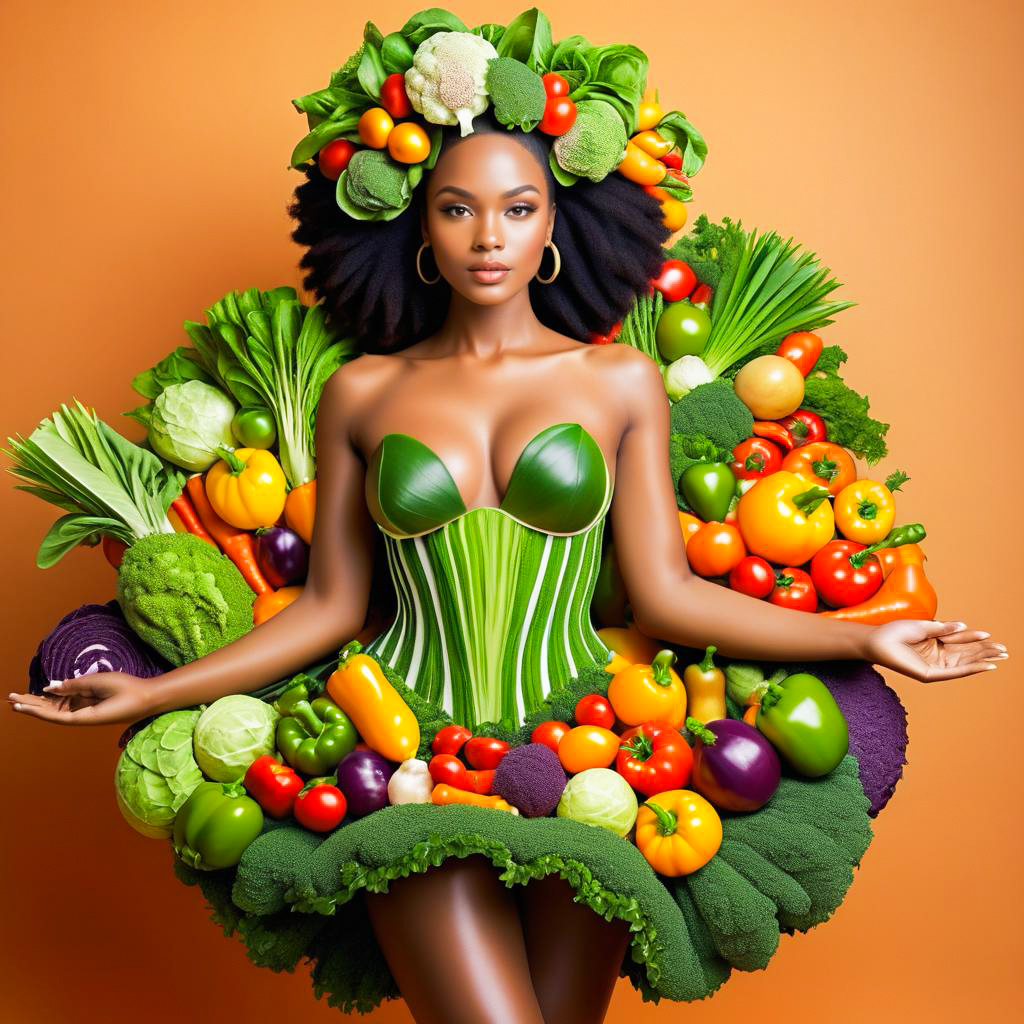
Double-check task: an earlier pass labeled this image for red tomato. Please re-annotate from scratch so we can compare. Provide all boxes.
[810,539,884,608]
[590,321,622,345]
[539,96,577,136]
[542,72,569,97]
[686,522,746,578]
[574,694,616,730]
[317,139,357,180]
[428,753,473,790]
[293,783,346,832]
[729,555,775,599]
[730,438,783,480]
[379,73,413,119]
[431,724,472,756]
[661,152,683,170]
[531,720,571,753]
[466,769,496,795]
[776,332,823,376]
[778,410,827,447]
[650,259,697,303]
[464,737,511,770]
[769,568,818,612]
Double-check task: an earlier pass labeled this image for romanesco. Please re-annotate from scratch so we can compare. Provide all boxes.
[484,57,547,131]
[552,99,627,182]
[404,31,497,136]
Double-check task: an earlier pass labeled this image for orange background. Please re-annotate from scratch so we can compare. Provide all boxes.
[1,2,1021,1021]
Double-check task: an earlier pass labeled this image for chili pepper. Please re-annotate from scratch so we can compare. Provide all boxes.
[253,585,303,626]
[616,722,693,797]
[680,461,736,522]
[326,641,420,763]
[607,650,688,728]
[273,681,359,776]
[186,475,271,595]
[243,754,304,819]
[752,421,795,452]
[635,790,722,876]
[172,781,264,871]
[778,410,827,447]
[736,471,835,566]
[428,753,474,791]
[431,784,518,813]
[660,151,683,170]
[689,283,712,309]
[742,695,760,726]
[782,441,857,496]
[464,737,511,770]
[432,724,472,757]
[756,673,849,777]
[834,480,897,544]
[170,494,217,547]
[206,446,287,531]
[293,777,347,832]
[682,646,726,723]
[284,480,317,545]
[731,438,783,480]
[851,525,927,569]
[822,544,937,624]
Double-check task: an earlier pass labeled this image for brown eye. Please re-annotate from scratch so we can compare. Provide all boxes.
[507,203,536,217]
[442,204,472,218]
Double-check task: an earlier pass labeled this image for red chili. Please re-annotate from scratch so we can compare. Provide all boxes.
[244,755,304,819]
[651,259,697,303]
[752,421,796,452]
[778,410,827,447]
[432,724,472,757]
[464,737,511,771]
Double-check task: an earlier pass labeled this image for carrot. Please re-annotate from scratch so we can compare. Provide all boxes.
[170,494,217,548]
[253,585,303,626]
[822,547,937,625]
[284,480,316,544]
[430,784,518,814]
[743,696,760,727]
[185,475,271,596]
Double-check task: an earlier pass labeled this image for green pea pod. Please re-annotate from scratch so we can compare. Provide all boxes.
[274,683,358,776]
[172,781,264,871]
[755,673,848,777]
[680,461,736,522]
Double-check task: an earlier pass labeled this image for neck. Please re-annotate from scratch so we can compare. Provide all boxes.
[435,288,544,358]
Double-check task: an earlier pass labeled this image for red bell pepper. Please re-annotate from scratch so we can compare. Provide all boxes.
[616,722,693,797]
[243,755,304,819]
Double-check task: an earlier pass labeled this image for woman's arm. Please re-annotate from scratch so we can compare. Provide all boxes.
[607,350,1006,680]
[9,361,380,723]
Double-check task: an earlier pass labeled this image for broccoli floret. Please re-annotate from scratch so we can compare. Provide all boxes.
[343,150,410,213]
[485,57,547,131]
[670,379,753,453]
[117,533,255,667]
[552,99,627,182]
[667,214,746,292]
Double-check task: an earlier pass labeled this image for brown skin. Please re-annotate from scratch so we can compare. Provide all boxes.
[7,132,1007,1024]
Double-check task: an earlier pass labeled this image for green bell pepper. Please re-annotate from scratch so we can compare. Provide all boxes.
[680,461,736,522]
[755,672,849,777]
[274,682,358,776]
[172,781,264,871]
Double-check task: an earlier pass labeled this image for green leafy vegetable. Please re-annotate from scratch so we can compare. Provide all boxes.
[148,380,237,472]
[338,149,415,219]
[400,8,468,48]
[655,111,708,177]
[885,470,909,493]
[125,346,215,428]
[668,214,745,293]
[193,695,279,783]
[5,401,181,567]
[495,7,553,70]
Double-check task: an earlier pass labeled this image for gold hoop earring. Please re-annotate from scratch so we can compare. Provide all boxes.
[416,243,441,285]
[535,241,561,285]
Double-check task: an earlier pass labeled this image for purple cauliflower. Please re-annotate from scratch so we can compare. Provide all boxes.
[494,743,567,818]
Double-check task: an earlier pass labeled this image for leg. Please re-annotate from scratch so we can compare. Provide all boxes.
[365,856,546,1024]
[518,874,632,1024]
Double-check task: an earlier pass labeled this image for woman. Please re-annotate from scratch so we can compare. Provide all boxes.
[8,102,1005,1024]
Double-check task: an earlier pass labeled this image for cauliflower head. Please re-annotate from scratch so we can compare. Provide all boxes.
[404,31,497,137]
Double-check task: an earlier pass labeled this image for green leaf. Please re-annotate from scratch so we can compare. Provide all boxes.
[400,8,467,48]
[656,111,708,177]
[496,8,554,71]
[362,21,383,49]
[548,147,580,186]
[380,32,414,74]
[884,470,910,493]
[424,126,443,170]
[290,113,362,167]
[36,514,125,568]
[357,41,387,100]
[472,23,505,47]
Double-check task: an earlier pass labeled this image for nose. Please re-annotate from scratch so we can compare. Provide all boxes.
[472,208,504,251]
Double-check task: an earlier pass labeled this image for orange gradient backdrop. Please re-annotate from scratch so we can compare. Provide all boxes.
[1,2,1021,1021]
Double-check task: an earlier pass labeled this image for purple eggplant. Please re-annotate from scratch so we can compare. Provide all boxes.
[686,717,780,812]
[336,750,394,818]
[255,526,310,588]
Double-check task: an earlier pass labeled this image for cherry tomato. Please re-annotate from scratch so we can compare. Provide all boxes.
[539,96,576,136]
[575,694,616,730]
[558,725,621,774]
[464,737,511,770]
[590,321,622,345]
[769,568,818,612]
[730,438,782,480]
[358,107,394,148]
[428,753,473,790]
[778,410,827,447]
[387,121,430,164]
[686,522,746,578]
[661,152,683,170]
[542,72,569,97]
[231,407,277,450]
[293,783,346,832]
[810,539,884,608]
[729,555,775,599]
[431,724,472,757]
[678,511,702,548]
[782,441,857,496]
[531,720,571,753]
[317,139,357,180]
[651,259,696,303]
[379,73,413,119]
[776,331,824,376]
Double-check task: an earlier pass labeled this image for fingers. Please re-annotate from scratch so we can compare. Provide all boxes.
[922,660,1002,683]
[8,694,99,725]
[41,677,105,698]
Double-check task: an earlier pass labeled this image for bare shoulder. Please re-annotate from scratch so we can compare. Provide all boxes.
[584,342,665,398]
[321,353,403,418]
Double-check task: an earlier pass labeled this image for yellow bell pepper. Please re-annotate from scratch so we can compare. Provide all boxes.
[205,447,286,530]
[597,623,662,665]
[326,641,420,762]
[635,789,722,876]
[736,470,835,566]
[607,650,687,728]
[833,480,896,543]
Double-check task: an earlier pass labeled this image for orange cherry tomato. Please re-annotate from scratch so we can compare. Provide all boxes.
[782,441,857,497]
[685,522,746,578]
[387,121,431,164]
[358,107,394,149]
[558,725,621,774]
[617,142,667,185]
[678,511,703,547]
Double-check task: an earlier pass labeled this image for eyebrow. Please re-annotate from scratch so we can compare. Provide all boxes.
[435,184,541,200]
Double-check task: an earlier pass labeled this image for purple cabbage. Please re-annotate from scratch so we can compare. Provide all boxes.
[28,600,166,696]
[494,743,567,817]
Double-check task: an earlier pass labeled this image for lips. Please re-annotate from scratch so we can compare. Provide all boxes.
[468,262,510,284]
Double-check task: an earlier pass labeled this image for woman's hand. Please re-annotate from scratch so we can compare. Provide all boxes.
[864,620,1008,682]
[7,672,156,726]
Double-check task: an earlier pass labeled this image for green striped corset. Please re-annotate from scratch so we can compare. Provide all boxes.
[363,423,613,729]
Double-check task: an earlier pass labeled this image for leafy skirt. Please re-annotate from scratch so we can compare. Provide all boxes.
[173,657,907,1015]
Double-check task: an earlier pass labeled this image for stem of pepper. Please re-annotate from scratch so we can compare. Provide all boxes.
[792,485,831,514]
[651,649,678,686]
[642,800,679,837]
[758,682,783,711]
[858,500,878,520]
[216,445,247,476]
[622,734,654,761]
[685,716,717,745]
[698,646,717,672]
[849,523,927,568]
[338,639,364,665]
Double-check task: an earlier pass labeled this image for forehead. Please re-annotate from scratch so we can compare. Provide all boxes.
[427,132,549,199]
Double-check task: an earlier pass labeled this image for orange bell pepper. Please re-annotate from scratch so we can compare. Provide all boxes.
[253,585,303,626]
[782,441,856,496]
[607,649,687,728]
[635,789,722,876]
[597,623,663,666]
[736,471,835,566]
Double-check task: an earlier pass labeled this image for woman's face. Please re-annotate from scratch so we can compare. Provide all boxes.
[422,132,555,306]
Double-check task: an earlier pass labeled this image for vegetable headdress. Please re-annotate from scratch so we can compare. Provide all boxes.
[291,7,706,225]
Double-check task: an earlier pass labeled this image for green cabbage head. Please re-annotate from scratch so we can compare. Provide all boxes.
[556,767,638,837]
[193,694,278,782]
[149,379,236,471]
